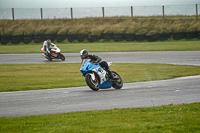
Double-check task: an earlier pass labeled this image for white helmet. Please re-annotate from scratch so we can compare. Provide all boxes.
[80,49,88,60]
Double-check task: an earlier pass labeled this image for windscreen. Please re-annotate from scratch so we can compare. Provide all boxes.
[81,59,89,65]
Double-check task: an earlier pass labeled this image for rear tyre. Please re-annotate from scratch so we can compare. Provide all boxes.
[85,74,100,91]
[48,57,52,61]
[111,71,123,89]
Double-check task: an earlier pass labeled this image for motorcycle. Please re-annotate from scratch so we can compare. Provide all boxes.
[80,59,123,91]
[41,45,65,61]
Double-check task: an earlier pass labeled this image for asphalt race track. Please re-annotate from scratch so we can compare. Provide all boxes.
[1,51,200,65]
[0,51,200,117]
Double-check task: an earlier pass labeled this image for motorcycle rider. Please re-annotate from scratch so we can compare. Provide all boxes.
[80,49,114,80]
[43,39,56,58]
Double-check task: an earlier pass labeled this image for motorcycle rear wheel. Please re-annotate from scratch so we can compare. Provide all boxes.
[111,71,123,89]
[47,57,52,61]
[85,74,100,91]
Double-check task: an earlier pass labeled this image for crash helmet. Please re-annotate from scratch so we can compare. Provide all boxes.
[47,39,51,45]
[80,49,88,60]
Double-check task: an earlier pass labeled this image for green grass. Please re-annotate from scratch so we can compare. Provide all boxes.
[0,103,199,133]
[1,63,200,92]
[1,40,200,54]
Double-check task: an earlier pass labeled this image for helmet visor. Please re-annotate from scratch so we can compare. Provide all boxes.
[81,55,85,59]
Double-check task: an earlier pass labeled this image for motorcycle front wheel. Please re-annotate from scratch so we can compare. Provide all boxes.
[85,74,100,91]
[58,53,65,61]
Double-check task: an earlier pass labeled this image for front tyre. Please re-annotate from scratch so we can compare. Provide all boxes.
[111,71,123,89]
[85,74,100,91]
[59,53,65,61]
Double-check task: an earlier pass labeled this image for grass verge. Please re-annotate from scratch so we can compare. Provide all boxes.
[0,40,200,54]
[0,63,200,92]
[0,103,199,132]
[1,17,200,34]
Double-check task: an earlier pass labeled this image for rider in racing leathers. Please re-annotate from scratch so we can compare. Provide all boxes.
[80,49,114,79]
[43,39,56,58]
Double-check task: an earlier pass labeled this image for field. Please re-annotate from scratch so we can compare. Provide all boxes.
[1,63,200,92]
[0,103,199,133]
[0,17,200,35]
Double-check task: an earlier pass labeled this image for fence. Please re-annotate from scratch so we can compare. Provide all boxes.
[0,4,199,20]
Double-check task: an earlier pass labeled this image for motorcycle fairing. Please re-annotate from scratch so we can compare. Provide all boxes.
[100,80,113,88]
[41,48,45,52]
[80,59,113,89]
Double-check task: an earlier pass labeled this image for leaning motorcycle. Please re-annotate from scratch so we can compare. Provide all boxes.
[41,45,65,61]
[80,59,123,91]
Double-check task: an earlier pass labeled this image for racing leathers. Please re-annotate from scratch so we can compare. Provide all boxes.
[43,41,56,57]
[85,54,114,79]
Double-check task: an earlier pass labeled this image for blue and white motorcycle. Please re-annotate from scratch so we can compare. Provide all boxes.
[80,59,123,91]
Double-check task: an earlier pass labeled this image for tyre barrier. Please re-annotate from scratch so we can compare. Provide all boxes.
[88,34,102,42]
[198,31,200,39]
[146,33,160,42]
[68,34,78,42]
[125,33,136,41]
[45,33,57,42]
[159,32,172,41]
[1,34,12,45]
[173,32,185,40]
[185,31,198,40]
[34,33,45,43]
[11,34,23,44]
[1,31,200,45]
[78,34,89,42]
[136,33,146,41]
[102,33,113,41]
[57,34,67,43]
[113,33,125,42]
[23,34,34,44]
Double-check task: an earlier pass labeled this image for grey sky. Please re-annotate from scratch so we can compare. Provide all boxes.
[0,0,200,8]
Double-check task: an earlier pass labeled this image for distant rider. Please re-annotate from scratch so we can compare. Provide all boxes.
[43,39,56,57]
[80,49,114,79]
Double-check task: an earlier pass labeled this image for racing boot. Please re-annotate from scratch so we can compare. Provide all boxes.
[46,52,51,58]
[45,52,52,60]
[42,53,47,58]
[108,69,120,81]
[107,69,114,81]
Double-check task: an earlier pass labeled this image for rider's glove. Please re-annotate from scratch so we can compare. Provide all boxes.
[94,59,101,64]
[93,61,98,64]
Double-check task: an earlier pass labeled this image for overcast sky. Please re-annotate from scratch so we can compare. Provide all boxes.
[0,0,200,8]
